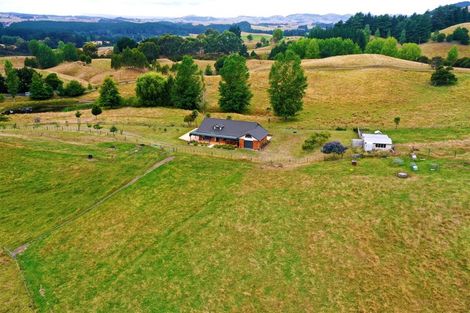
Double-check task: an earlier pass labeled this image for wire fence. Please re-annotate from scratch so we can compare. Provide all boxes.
[0,123,320,166]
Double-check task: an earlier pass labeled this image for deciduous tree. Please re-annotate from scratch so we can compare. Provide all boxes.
[272,29,284,43]
[135,72,169,106]
[447,46,459,64]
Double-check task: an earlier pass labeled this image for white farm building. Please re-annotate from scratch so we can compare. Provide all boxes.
[353,130,394,152]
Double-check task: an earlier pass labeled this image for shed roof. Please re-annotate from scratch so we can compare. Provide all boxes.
[361,133,393,145]
[190,118,269,141]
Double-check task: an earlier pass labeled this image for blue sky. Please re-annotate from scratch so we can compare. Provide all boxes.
[0,0,460,17]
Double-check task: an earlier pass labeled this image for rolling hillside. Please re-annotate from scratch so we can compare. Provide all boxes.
[1,49,470,312]
[420,42,470,58]
[441,22,470,35]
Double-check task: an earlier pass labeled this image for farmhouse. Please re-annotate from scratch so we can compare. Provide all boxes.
[189,118,270,150]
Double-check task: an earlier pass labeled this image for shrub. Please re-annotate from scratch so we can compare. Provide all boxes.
[91,104,102,119]
[454,57,470,68]
[398,43,421,61]
[204,64,213,76]
[322,141,348,155]
[29,73,54,100]
[430,56,445,69]
[44,73,63,91]
[62,80,85,97]
[24,57,39,68]
[214,144,236,150]
[110,125,118,133]
[302,132,331,151]
[431,66,458,86]
[79,54,92,64]
[135,72,171,107]
[417,56,430,64]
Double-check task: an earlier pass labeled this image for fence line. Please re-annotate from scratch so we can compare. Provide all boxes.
[0,123,322,166]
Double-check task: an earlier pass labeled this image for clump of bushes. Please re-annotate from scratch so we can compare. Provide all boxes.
[322,141,348,156]
[302,132,331,151]
[60,80,86,97]
[214,144,236,150]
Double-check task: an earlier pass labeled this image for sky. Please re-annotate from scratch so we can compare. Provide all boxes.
[0,0,461,18]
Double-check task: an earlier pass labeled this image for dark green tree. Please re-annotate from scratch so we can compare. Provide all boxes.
[171,55,204,110]
[0,74,7,93]
[114,37,138,53]
[61,43,79,61]
[112,48,148,69]
[431,66,458,86]
[4,60,19,100]
[29,42,58,69]
[91,104,102,119]
[29,73,53,100]
[99,77,122,108]
[214,56,227,74]
[268,50,308,120]
[138,41,160,63]
[44,73,63,91]
[218,54,252,113]
[228,25,242,38]
[16,67,37,93]
[62,80,85,97]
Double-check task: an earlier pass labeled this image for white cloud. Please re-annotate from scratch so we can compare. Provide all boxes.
[0,0,460,17]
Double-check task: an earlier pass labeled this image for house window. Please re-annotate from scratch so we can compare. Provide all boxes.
[375,144,387,148]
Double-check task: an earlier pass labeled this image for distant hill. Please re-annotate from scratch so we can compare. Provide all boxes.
[163,14,351,29]
[453,2,470,8]
[0,12,349,29]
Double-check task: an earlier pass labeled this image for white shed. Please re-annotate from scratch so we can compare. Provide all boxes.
[361,132,393,152]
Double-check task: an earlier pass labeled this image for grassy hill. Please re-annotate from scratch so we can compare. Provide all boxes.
[420,42,470,58]
[440,22,470,35]
[1,53,470,312]
[1,138,468,312]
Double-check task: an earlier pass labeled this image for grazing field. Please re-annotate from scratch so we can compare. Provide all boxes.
[1,51,470,312]
[0,136,165,250]
[420,42,470,58]
[7,151,469,312]
[3,54,470,160]
[0,135,166,312]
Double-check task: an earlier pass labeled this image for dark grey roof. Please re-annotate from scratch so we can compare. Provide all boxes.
[190,118,269,141]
